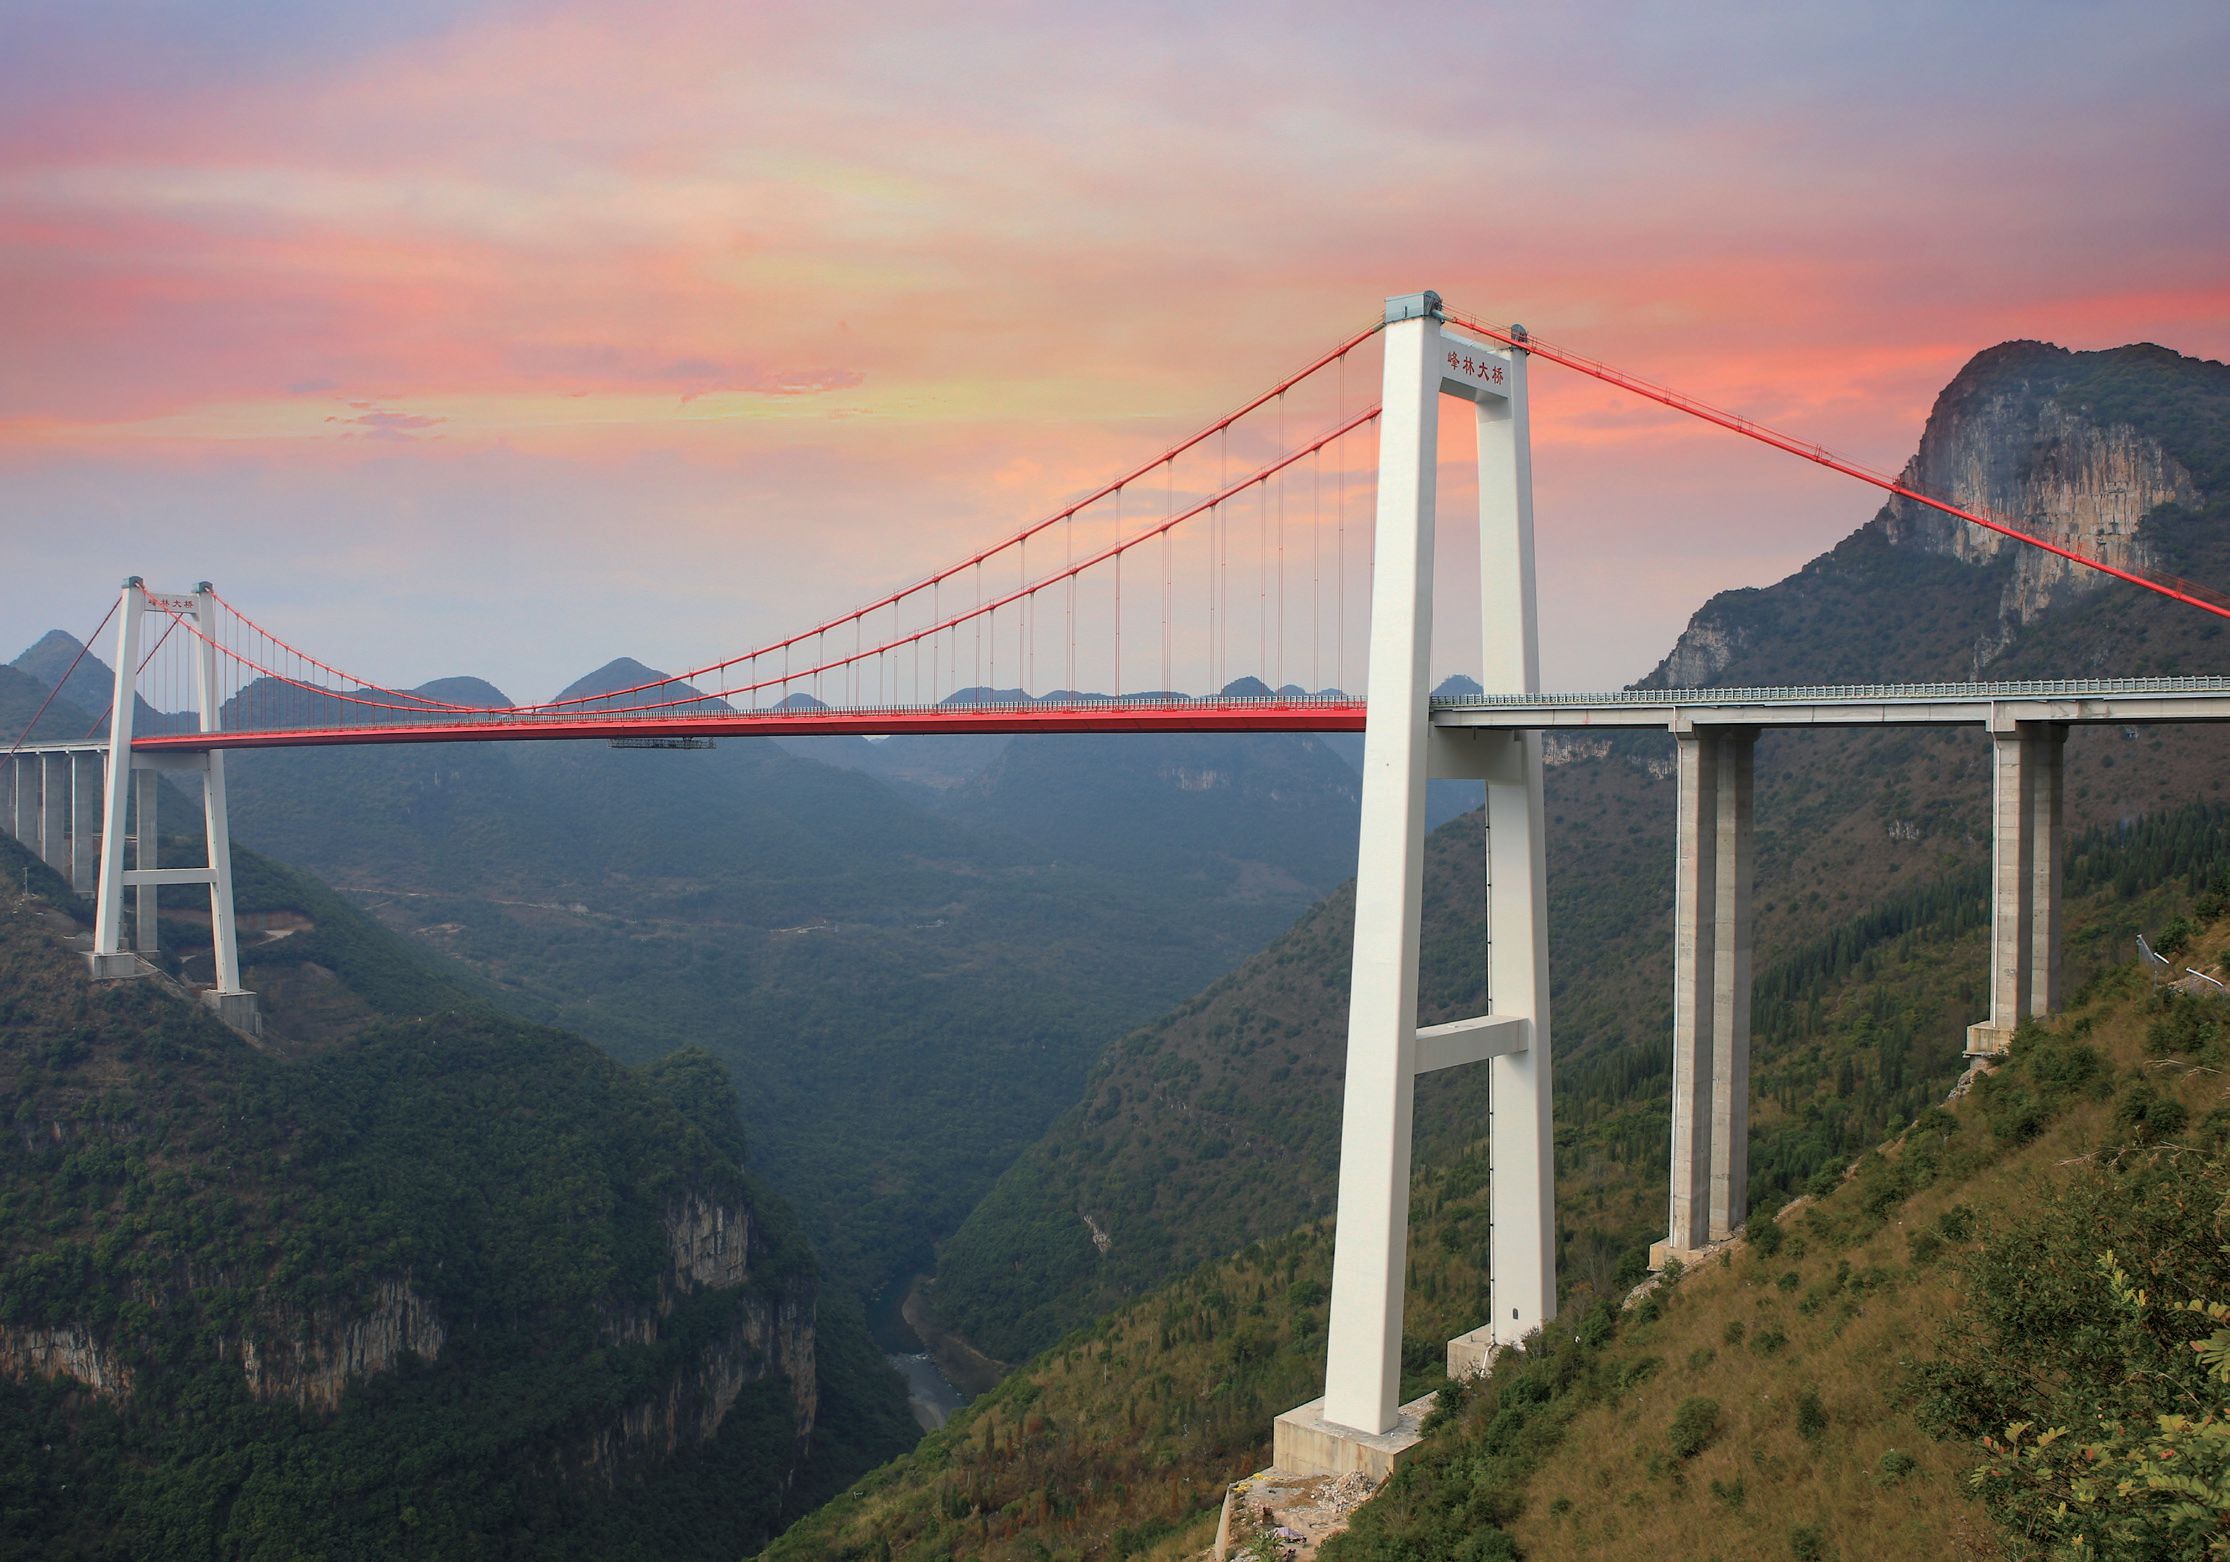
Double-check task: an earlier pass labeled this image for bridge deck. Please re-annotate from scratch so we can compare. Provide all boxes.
[9,677,2230,755]
[1432,675,2230,730]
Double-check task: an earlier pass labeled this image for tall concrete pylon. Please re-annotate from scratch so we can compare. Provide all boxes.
[1275,291,1556,1476]
[85,578,256,1034]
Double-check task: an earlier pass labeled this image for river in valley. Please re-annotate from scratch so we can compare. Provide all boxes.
[867,1281,970,1431]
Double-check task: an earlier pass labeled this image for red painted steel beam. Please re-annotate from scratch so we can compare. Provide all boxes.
[128,701,1369,752]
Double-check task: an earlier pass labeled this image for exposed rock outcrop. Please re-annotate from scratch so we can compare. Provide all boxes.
[1654,603,1755,687]
[1881,344,2200,627]
[666,1189,752,1291]
[582,1188,818,1483]
[234,1276,447,1413]
[1649,342,2207,689]
[584,1283,818,1474]
[0,1323,135,1401]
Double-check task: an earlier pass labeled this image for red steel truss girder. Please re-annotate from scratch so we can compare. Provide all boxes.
[125,701,1369,751]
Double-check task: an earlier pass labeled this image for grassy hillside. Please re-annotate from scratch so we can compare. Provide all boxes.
[761,825,2230,1560]
[928,339,2230,1363]
[1330,918,2230,1560]
[0,828,915,1559]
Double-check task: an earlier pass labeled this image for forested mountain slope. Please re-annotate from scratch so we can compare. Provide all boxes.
[0,822,914,1558]
[765,829,2230,1560]
[928,338,2230,1362]
[6,641,1375,1310]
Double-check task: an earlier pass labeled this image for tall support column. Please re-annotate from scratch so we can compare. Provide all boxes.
[193,583,247,1007]
[39,754,67,876]
[10,755,32,844]
[1318,297,1443,1439]
[133,770,158,955]
[1708,732,1755,1242]
[69,753,96,895]
[2026,725,2065,1020]
[1663,730,1718,1258]
[89,578,144,976]
[1477,348,1555,1345]
[1967,721,2033,1056]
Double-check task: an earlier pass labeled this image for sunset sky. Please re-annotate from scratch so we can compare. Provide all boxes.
[3,0,2227,698]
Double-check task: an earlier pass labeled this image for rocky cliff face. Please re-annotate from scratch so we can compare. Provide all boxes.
[584,1189,818,1481]
[1652,341,2210,688]
[1880,343,2201,626]
[234,1277,447,1413]
[1653,601,1756,686]
[587,1283,817,1476]
[0,1323,135,1402]
[0,1196,818,1490]
[666,1188,753,1290]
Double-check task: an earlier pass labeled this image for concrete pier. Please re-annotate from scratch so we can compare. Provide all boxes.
[1967,721,2064,1055]
[1658,728,1755,1264]
[70,754,97,894]
[134,772,157,955]
[1710,732,1754,1242]
[13,754,38,847]
[39,754,67,877]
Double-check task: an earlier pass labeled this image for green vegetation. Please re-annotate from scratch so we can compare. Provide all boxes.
[0,830,913,1559]
[1328,916,2230,1560]
[933,795,2230,1365]
[756,833,2230,1558]
[763,1140,1522,1560]
[213,711,1366,1307]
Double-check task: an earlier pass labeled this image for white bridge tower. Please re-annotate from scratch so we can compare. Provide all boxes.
[1276,291,1556,1474]
[83,578,257,1034]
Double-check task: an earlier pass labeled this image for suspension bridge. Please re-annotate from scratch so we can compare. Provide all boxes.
[8,290,2230,1479]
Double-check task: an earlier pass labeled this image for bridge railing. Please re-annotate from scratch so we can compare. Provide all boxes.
[1432,675,2230,709]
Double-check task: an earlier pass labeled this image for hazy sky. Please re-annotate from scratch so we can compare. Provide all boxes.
[3,0,2227,700]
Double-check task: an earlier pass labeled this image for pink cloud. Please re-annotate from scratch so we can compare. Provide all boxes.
[0,1,2225,691]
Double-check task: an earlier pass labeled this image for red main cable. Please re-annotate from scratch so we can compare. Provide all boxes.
[209,590,505,713]
[133,409,1388,729]
[1442,309,2230,622]
[147,602,504,718]
[500,406,1389,720]
[202,321,1388,721]
[510,317,1389,715]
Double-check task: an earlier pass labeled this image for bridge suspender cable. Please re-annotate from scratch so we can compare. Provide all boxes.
[206,590,499,713]
[137,405,1386,724]
[116,303,2230,745]
[1442,309,2230,623]
[484,317,1391,717]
